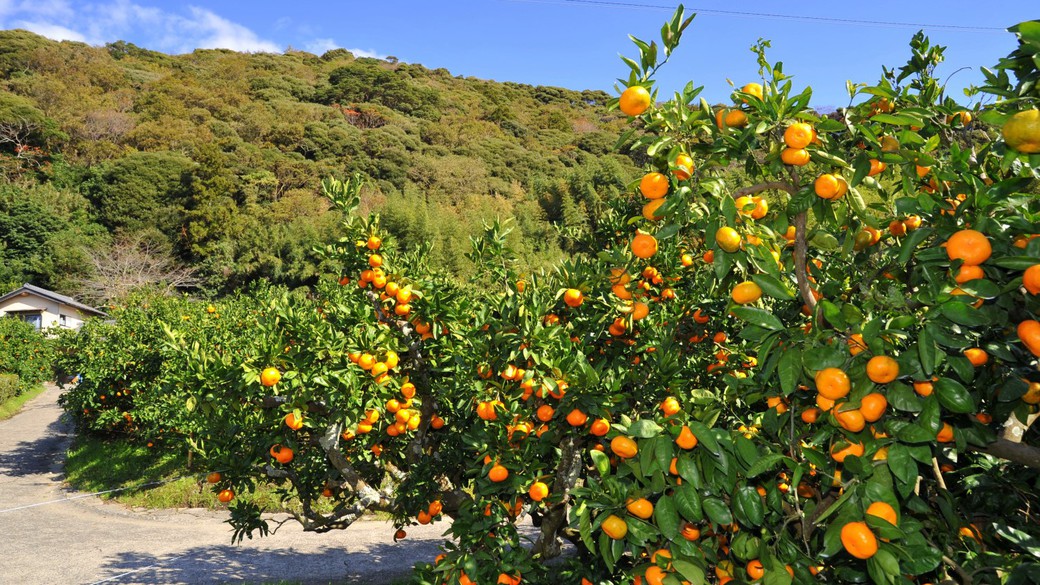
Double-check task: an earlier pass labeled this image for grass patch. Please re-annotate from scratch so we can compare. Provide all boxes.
[0,384,46,421]
[64,434,324,513]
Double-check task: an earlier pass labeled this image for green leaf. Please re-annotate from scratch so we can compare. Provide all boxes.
[654,494,680,540]
[702,497,733,526]
[745,453,787,478]
[628,419,663,438]
[871,113,921,126]
[590,449,611,477]
[672,560,706,585]
[917,329,938,377]
[730,307,784,331]
[732,485,765,527]
[887,443,917,494]
[897,227,933,265]
[939,301,990,327]
[673,481,704,522]
[778,347,802,395]
[935,378,976,413]
[688,421,720,453]
[752,273,796,301]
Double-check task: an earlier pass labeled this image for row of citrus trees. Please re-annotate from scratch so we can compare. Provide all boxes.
[0,316,54,399]
[58,8,1040,585]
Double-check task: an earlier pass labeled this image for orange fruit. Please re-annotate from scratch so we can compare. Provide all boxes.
[601,514,628,539]
[750,196,768,219]
[913,379,934,396]
[660,396,681,416]
[780,147,810,166]
[680,522,700,541]
[673,153,694,180]
[946,229,991,266]
[206,472,222,484]
[497,574,521,585]
[1022,381,1040,404]
[619,86,652,116]
[841,521,879,559]
[260,367,281,386]
[848,333,867,356]
[632,232,658,259]
[734,195,756,217]
[366,235,381,250]
[866,501,897,526]
[1023,264,1040,294]
[801,407,820,424]
[964,347,988,367]
[626,497,654,519]
[731,281,762,305]
[937,422,955,443]
[284,412,303,430]
[746,559,765,580]
[831,441,865,462]
[642,198,667,221]
[676,425,698,449]
[590,418,611,436]
[611,435,638,459]
[640,172,669,199]
[1020,320,1040,357]
[835,404,866,433]
[954,265,985,284]
[488,464,509,482]
[716,227,741,253]
[866,356,900,384]
[903,215,923,231]
[724,109,749,128]
[859,393,888,422]
[889,220,907,237]
[814,173,847,200]
[815,368,851,400]
[270,444,294,464]
[868,159,886,176]
[784,123,814,148]
[741,83,763,100]
[1002,108,1040,153]
[566,408,589,427]
[631,301,650,320]
[217,488,234,503]
[529,481,549,502]
[563,288,584,307]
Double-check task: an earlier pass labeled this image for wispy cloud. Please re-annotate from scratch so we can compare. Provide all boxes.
[0,1,281,53]
[346,47,388,60]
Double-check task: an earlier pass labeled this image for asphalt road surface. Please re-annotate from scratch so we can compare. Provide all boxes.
[0,383,451,584]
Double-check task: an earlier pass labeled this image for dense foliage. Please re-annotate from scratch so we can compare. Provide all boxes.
[0,316,53,395]
[0,30,636,297]
[56,10,1040,585]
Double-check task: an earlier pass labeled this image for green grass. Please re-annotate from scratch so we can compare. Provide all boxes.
[64,435,325,512]
[0,384,46,421]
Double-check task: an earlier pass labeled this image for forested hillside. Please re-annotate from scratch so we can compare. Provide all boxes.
[0,30,639,299]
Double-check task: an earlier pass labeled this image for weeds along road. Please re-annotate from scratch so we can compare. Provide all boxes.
[0,383,450,584]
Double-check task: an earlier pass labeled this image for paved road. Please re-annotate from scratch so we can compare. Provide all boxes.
[0,384,449,584]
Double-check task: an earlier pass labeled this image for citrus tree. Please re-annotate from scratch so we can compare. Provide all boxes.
[69,9,1040,585]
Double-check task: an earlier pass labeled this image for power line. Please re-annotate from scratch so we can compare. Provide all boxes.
[508,0,1007,33]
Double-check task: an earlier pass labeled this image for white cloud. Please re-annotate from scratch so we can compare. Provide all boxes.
[183,6,280,53]
[303,37,339,55]
[12,19,86,42]
[0,1,281,53]
[346,47,388,60]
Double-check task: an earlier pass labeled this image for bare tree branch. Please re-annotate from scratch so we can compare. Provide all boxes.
[73,234,198,303]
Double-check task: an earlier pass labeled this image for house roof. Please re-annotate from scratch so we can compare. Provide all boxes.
[0,283,107,317]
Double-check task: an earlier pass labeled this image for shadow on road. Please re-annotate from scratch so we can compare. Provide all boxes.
[94,540,443,584]
[0,416,72,478]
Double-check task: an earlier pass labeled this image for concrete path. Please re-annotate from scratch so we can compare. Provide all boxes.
[0,384,450,584]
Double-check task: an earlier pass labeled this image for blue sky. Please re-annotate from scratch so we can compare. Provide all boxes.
[0,1,1035,108]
